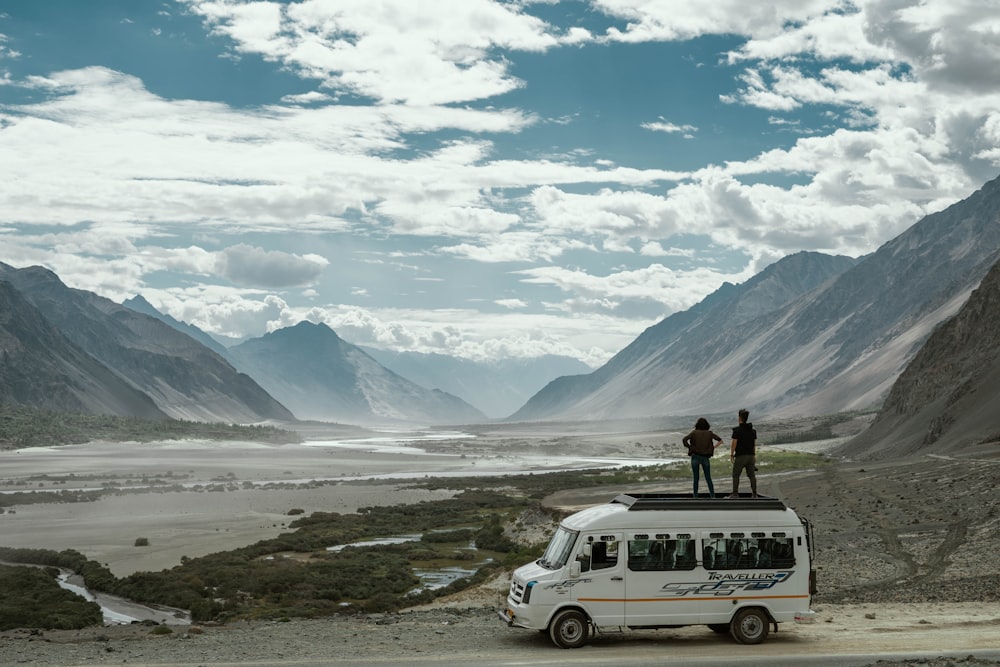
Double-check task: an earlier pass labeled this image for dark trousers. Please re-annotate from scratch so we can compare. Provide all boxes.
[732,454,757,495]
[691,454,715,497]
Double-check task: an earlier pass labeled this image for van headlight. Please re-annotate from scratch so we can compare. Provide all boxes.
[523,581,537,604]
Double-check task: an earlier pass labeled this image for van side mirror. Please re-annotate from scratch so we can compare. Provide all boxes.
[569,560,581,578]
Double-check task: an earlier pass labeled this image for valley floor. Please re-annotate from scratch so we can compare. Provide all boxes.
[2,421,1000,665]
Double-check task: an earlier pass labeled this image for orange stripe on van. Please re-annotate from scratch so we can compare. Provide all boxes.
[578,594,810,603]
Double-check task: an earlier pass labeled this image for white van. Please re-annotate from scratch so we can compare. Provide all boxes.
[499,492,816,648]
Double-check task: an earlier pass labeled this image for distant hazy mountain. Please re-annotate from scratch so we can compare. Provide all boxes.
[838,254,1000,459]
[512,174,1000,422]
[0,280,166,418]
[0,264,294,423]
[361,348,592,418]
[123,295,232,361]
[228,321,487,425]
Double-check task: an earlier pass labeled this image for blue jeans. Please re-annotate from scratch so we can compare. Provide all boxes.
[691,454,715,497]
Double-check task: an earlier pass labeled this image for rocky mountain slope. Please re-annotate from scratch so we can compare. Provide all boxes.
[0,264,293,423]
[512,174,1000,422]
[228,321,487,425]
[511,251,860,420]
[123,295,232,361]
[0,281,166,419]
[838,255,1000,459]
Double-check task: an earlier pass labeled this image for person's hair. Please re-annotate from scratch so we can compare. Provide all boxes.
[695,417,710,430]
[738,408,750,423]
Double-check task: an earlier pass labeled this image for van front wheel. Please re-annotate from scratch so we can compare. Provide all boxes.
[730,607,769,644]
[549,609,590,649]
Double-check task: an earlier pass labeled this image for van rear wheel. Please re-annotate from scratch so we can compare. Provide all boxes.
[730,607,769,644]
[549,609,590,649]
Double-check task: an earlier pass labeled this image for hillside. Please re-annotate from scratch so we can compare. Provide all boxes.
[511,250,860,420]
[0,281,166,419]
[837,255,1000,459]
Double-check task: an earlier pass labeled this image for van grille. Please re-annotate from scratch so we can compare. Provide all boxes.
[509,580,525,603]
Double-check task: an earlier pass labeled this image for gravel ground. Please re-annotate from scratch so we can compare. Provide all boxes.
[3,441,1000,666]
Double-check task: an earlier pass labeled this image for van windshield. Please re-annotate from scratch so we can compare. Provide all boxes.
[537,526,578,570]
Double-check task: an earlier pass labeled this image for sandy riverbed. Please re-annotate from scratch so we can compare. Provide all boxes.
[0,425,682,576]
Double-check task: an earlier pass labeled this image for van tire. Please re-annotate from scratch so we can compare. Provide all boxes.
[549,609,590,648]
[730,607,769,644]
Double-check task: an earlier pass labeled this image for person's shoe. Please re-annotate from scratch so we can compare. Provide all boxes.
[727,493,739,498]
[751,493,759,498]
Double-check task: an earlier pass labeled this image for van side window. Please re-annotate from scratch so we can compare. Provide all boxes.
[703,534,796,569]
[586,537,619,571]
[627,538,696,571]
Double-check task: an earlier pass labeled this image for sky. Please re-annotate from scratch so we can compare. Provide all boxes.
[2,1,1000,368]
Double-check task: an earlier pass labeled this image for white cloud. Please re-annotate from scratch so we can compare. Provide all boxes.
[515,262,746,315]
[864,0,1000,92]
[145,287,290,340]
[642,117,697,135]
[215,244,328,288]
[593,0,838,43]
[183,0,561,105]
[495,298,527,309]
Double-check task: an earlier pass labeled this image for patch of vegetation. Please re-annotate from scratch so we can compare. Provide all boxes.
[0,405,300,450]
[0,491,532,624]
[0,451,833,629]
[0,564,102,631]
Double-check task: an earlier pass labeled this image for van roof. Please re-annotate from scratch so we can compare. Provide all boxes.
[613,493,786,511]
[560,493,801,532]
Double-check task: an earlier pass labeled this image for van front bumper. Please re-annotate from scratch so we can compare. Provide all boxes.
[497,607,515,627]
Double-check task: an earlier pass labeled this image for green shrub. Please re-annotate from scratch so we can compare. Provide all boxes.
[0,565,102,631]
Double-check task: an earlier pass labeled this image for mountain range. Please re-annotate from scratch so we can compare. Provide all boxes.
[0,263,292,423]
[511,174,1000,424]
[2,174,1000,446]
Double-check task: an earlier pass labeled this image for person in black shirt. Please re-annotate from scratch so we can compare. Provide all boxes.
[729,408,758,498]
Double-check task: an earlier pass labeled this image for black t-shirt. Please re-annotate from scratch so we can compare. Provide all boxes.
[731,422,756,456]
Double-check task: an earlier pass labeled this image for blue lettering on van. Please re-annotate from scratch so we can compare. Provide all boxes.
[543,578,592,591]
[658,571,792,597]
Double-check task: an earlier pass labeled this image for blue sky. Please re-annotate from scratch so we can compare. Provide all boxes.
[2,1,999,366]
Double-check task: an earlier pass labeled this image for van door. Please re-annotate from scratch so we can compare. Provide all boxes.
[623,532,701,626]
[572,532,624,628]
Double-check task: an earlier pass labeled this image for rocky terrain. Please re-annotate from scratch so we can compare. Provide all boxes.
[2,437,999,666]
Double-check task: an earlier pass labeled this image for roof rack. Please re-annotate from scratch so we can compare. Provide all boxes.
[611,492,786,511]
